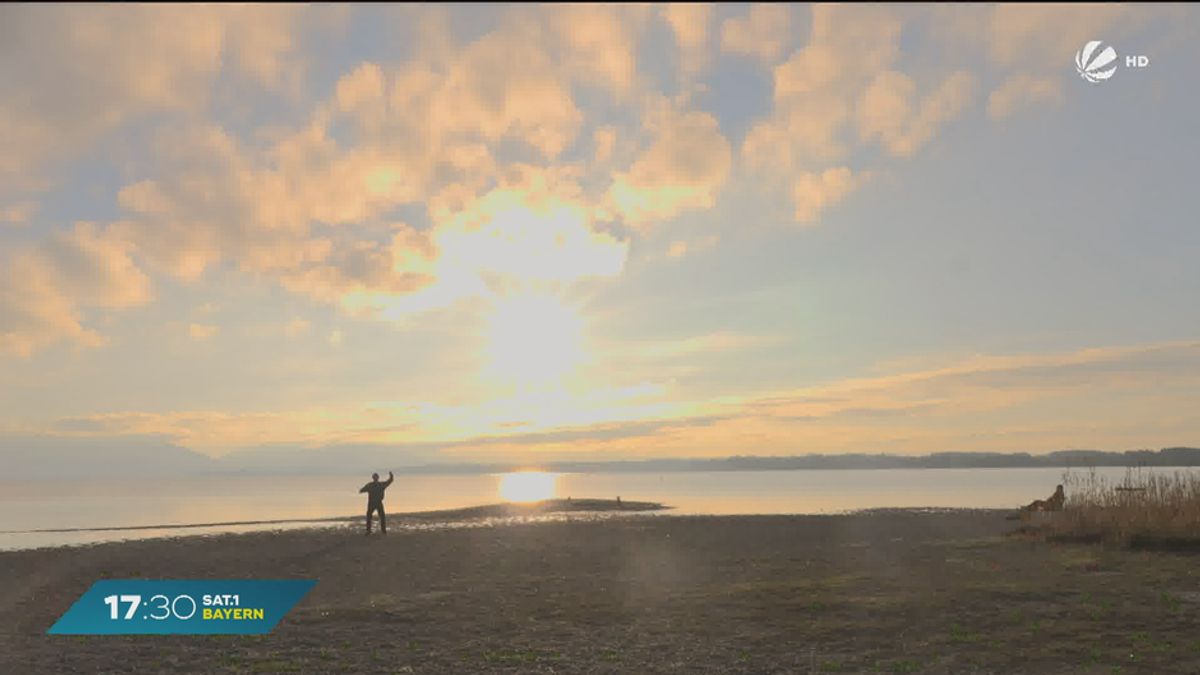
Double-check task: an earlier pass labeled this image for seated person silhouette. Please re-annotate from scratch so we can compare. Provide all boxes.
[1018,484,1065,519]
[359,471,394,536]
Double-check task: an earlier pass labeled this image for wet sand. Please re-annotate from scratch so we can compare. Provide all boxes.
[2,503,1198,674]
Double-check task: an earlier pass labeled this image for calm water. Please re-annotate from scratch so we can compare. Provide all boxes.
[1,467,1192,551]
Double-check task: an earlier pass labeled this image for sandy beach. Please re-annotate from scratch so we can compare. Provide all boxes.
[3,503,1199,675]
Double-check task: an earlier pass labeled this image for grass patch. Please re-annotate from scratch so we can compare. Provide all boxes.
[950,621,981,643]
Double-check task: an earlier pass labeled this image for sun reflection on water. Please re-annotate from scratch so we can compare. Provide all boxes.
[496,471,561,503]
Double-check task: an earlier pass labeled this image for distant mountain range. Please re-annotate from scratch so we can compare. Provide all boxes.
[2,435,1198,480]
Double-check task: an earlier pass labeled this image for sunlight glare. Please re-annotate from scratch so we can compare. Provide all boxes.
[497,471,560,503]
[485,291,585,389]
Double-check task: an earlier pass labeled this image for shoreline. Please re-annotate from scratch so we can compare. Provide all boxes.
[4,500,1023,536]
[0,497,1017,542]
[0,500,1021,554]
[0,499,672,553]
[0,498,669,536]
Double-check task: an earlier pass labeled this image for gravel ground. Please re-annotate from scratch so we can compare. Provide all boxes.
[3,508,1199,674]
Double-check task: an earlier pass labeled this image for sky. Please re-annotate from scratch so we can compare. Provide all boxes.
[1,4,1198,467]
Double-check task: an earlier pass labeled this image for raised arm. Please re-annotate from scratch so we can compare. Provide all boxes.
[384,471,394,487]
[359,484,368,494]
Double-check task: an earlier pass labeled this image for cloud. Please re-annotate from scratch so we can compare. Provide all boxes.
[511,341,1200,457]
[987,73,1062,119]
[609,105,732,226]
[720,4,793,66]
[665,234,719,259]
[16,341,1200,457]
[104,21,635,334]
[592,126,619,165]
[0,5,337,186]
[0,200,37,226]
[663,4,715,78]
[97,11,640,325]
[857,70,976,158]
[433,164,629,284]
[277,228,439,315]
[773,5,904,102]
[1,5,696,353]
[188,323,219,341]
[116,126,325,279]
[544,4,647,99]
[740,5,979,223]
[739,6,899,190]
[415,30,583,159]
[736,341,1200,423]
[112,120,443,318]
[0,223,154,357]
[4,4,1185,370]
[740,95,852,174]
[284,319,311,337]
[792,167,868,224]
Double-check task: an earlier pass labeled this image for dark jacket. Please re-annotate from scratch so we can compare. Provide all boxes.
[360,475,393,505]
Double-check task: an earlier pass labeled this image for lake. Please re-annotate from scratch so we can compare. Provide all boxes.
[1,466,1192,551]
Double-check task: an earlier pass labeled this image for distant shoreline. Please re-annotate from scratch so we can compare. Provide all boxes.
[5,449,1199,481]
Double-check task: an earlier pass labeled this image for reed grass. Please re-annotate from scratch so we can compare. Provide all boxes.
[1052,465,1200,548]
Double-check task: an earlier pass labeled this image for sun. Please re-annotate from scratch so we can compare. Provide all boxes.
[497,472,561,503]
[484,290,585,389]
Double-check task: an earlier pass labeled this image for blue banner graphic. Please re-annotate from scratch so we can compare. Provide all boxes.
[47,580,317,635]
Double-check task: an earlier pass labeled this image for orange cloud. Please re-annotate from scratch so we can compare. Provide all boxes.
[741,5,902,182]
[0,223,154,356]
[720,4,793,66]
[857,70,975,158]
[663,3,715,78]
[738,5,980,223]
[546,4,646,99]
[0,5,338,185]
[21,341,1200,456]
[609,106,732,226]
[792,167,868,224]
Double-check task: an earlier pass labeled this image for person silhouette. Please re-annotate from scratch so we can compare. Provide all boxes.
[1025,484,1065,512]
[359,471,394,536]
[1011,484,1066,521]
